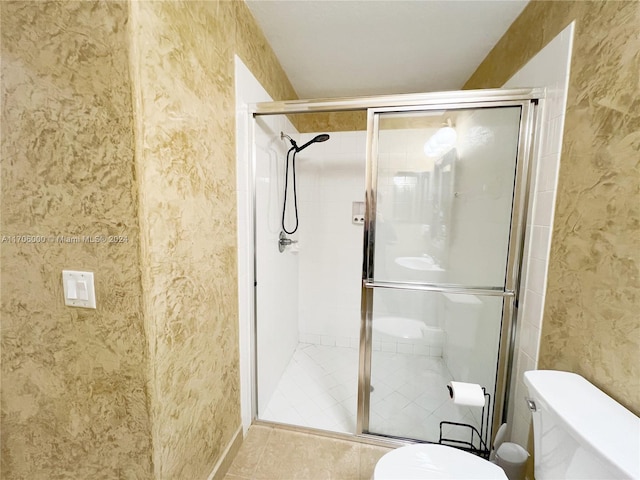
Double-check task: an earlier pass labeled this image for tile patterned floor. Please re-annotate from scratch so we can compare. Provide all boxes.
[260,344,480,443]
[261,343,359,433]
[224,425,392,480]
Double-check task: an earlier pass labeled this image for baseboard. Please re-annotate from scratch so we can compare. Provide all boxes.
[207,424,243,480]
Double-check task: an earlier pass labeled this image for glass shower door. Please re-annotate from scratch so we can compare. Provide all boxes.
[360,104,530,446]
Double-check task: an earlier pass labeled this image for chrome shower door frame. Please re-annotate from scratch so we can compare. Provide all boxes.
[250,88,543,445]
[359,97,539,443]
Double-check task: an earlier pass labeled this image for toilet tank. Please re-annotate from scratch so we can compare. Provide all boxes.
[524,370,640,480]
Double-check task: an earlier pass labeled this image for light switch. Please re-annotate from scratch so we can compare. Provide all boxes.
[62,270,96,309]
[67,279,78,300]
[77,281,88,301]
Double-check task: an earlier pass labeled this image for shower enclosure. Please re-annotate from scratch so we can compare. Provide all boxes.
[247,89,541,447]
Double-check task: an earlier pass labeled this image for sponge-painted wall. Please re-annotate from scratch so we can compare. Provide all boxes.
[465,0,640,416]
[1,2,153,478]
[1,1,300,478]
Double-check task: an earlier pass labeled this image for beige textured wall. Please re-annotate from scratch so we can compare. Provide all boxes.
[234,0,298,104]
[465,1,640,414]
[295,111,367,133]
[1,2,153,479]
[129,1,302,478]
[1,0,301,478]
[130,2,240,478]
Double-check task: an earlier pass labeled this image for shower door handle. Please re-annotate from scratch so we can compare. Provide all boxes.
[363,280,514,297]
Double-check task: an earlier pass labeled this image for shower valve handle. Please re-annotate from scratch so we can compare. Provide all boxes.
[278,231,298,253]
[281,238,297,246]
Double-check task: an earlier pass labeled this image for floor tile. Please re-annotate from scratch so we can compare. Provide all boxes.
[253,428,360,480]
[259,343,476,443]
[226,425,273,478]
[359,444,392,480]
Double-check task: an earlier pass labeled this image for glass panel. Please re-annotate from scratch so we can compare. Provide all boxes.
[367,288,505,443]
[373,107,522,287]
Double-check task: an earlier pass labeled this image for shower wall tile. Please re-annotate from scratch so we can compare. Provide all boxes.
[298,335,442,358]
[532,191,555,227]
[253,114,300,415]
[536,155,560,192]
[0,2,153,478]
[530,226,551,261]
[499,21,574,449]
[235,56,271,431]
[236,57,301,419]
[297,132,367,344]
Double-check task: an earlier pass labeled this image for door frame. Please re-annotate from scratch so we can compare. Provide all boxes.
[358,98,540,443]
[249,88,543,445]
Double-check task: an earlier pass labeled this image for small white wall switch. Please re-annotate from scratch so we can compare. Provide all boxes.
[77,281,88,300]
[62,270,96,309]
[67,279,78,299]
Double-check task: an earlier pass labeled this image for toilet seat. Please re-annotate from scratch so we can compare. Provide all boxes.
[374,444,508,479]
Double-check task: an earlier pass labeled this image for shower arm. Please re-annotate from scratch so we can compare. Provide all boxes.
[280,132,299,151]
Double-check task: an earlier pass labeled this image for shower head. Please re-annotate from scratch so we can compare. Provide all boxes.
[297,134,330,152]
[281,132,330,153]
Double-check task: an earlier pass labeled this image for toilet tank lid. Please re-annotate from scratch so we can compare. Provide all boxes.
[524,370,640,480]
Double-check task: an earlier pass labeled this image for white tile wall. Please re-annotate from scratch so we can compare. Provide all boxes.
[297,131,367,342]
[235,56,301,430]
[253,114,302,416]
[299,332,443,357]
[502,22,575,449]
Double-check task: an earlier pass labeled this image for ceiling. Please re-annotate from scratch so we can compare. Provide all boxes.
[245,0,529,99]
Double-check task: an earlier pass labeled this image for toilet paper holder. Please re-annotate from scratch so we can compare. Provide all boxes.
[438,386,491,459]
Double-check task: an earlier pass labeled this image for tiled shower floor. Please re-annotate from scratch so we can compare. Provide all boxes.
[260,343,478,441]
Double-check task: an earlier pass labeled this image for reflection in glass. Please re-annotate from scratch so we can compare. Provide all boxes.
[367,288,504,442]
[365,106,522,444]
[373,107,521,287]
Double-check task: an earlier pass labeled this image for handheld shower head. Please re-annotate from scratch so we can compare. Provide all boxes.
[296,134,330,152]
[279,132,331,236]
[280,132,330,152]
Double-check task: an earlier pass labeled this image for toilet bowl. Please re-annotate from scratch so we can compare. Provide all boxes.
[374,444,507,479]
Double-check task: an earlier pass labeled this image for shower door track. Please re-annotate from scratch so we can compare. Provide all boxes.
[249,88,544,446]
[252,88,543,115]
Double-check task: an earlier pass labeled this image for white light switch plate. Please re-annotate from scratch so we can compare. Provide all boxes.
[62,270,96,309]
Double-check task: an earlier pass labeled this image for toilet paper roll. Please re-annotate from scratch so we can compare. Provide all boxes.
[447,381,486,407]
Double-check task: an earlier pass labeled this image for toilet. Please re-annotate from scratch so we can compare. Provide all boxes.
[373,443,507,479]
[374,370,640,480]
[524,370,640,480]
